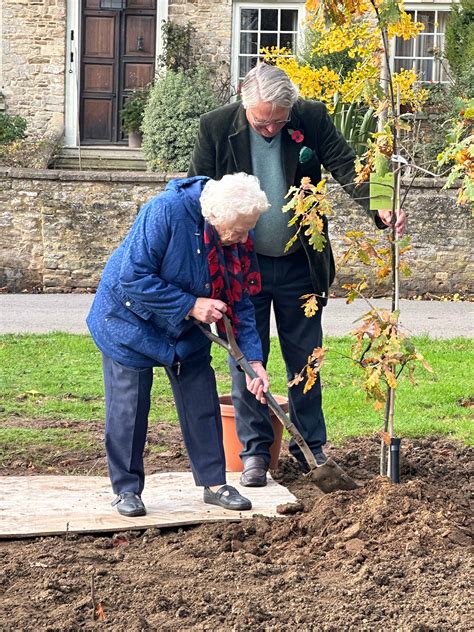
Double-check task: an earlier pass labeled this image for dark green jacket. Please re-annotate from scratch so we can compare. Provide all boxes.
[188,99,381,302]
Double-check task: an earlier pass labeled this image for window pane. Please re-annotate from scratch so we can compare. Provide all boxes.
[280,33,296,51]
[100,0,125,8]
[417,34,435,57]
[260,32,278,49]
[281,9,298,31]
[241,8,258,30]
[435,33,445,55]
[261,9,278,31]
[239,56,258,78]
[395,37,413,57]
[415,58,434,81]
[394,58,413,73]
[240,32,258,55]
[436,12,449,33]
[417,12,435,32]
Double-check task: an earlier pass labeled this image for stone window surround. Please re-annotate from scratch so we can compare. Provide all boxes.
[64,0,168,148]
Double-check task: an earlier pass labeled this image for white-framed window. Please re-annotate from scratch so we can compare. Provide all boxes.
[391,5,451,83]
[231,2,305,86]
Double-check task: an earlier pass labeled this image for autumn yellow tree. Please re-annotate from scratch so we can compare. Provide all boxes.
[275,0,474,479]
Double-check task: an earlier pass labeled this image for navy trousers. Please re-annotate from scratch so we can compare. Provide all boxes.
[103,350,226,495]
[230,247,327,464]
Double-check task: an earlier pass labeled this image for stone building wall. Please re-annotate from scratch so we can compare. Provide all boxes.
[0,169,169,292]
[167,0,233,70]
[1,0,67,135]
[329,180,473,297]
[0,169,472,296]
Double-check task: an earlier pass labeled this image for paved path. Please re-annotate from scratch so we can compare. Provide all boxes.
[0,294,472,338]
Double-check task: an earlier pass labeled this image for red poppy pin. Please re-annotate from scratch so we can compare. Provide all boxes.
[288,128,304,143]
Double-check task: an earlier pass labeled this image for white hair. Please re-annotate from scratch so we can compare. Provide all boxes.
[200,173,269,225]
[241,62,299,110]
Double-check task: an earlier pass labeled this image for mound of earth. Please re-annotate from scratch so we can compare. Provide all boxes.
[0,433,471,630]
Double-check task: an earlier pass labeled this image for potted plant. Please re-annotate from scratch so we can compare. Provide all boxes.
[219,395,288,472]
[120,87,149,148]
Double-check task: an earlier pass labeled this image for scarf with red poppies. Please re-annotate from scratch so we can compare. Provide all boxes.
[204,221,261,336]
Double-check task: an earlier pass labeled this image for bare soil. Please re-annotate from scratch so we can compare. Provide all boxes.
[0,420,472,631]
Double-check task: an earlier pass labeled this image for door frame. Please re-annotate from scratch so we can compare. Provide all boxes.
[64,0,168,147]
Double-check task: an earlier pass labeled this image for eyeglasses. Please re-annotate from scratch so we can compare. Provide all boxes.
[250,113,291,129]
[252,117,291,129]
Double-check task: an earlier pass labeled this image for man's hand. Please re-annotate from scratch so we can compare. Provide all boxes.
[378,208,407,237]
[189,298,227,324]
[246,361,269,404]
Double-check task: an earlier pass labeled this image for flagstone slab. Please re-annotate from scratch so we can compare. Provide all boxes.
[0,472,297,538]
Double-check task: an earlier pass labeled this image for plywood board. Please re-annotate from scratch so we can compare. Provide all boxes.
[0,472,297,538]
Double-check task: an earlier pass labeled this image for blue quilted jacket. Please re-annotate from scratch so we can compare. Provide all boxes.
[87,176,263,368]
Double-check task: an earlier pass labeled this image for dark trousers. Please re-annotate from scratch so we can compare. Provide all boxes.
[103,351,226,495]
[230,248,327,464]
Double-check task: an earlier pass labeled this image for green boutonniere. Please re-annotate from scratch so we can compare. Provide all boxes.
[299,146,315,164]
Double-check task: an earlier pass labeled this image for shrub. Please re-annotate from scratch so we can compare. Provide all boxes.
[158,21,196,72]
[444,0,474,92]
[120,87,149,133]
[142,67,220,172]
[0,113,27,144]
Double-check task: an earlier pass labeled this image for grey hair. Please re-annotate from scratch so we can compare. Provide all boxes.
[200,172,269,225]
[241,62,299,110]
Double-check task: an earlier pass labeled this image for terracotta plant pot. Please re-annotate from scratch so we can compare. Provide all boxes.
[128,131,142,148]
[219,394,288,472]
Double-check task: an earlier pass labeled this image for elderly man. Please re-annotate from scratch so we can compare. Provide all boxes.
[87,173,269,516]
[188,62,405,487]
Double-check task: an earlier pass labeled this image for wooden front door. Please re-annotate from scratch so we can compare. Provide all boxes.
[80,0,156,144]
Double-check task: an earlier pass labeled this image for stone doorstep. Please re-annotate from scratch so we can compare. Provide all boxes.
[54,146,148,172]
[54,158,148,173]
[2,167,174,183]
[60,146,145,159]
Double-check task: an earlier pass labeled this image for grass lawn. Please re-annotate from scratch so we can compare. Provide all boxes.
[0,333,472,457]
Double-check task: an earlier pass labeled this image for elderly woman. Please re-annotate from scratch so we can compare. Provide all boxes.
[87,173,269,517]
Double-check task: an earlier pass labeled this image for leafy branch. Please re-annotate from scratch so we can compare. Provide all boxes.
[282,177,332,252]
[288,347,326,394]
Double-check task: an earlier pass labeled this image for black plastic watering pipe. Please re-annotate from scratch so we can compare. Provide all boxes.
[389,437,402,483]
